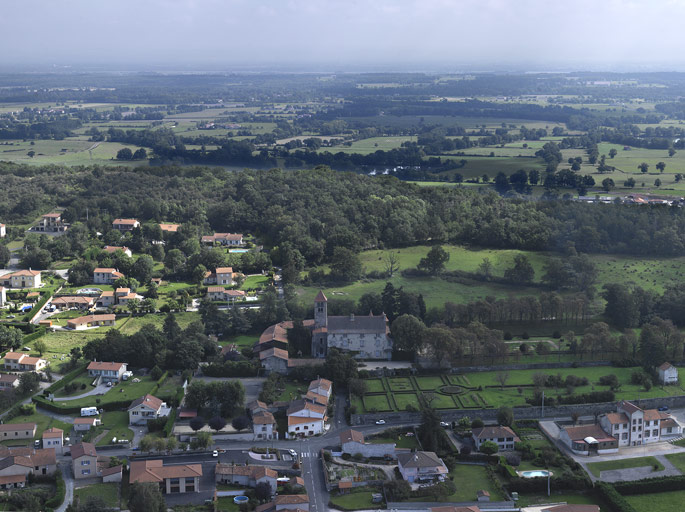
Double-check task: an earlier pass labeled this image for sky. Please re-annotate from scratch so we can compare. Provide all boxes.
[3,0,685,72]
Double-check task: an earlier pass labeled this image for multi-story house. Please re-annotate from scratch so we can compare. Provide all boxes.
[0,223,5,238]
[71,443,98,479]
[128,394,171,425]
[130,459,202,493]
[41,428,63,455]
[215,464,278,492]
[472,425,520,452]
[2,270,41,289]
[93,268,124,285]
[397,451,449,483]
[252,411,278,440]
[35,213,68,233]
[286,400,326,438]
[3,353,47,372]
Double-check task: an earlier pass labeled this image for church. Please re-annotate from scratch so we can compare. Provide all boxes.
[311,291,393,360]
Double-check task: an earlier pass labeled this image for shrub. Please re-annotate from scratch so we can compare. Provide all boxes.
[505,452,521,466]
[521,332,530,340]
[480,440,499,455]
[504,331,513,341]
[44,473,66,509]
[471,418,484,428]
[405,403,419,412]
[552,331,561,339]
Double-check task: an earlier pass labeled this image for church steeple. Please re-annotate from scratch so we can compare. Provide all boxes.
[314,290,328,328]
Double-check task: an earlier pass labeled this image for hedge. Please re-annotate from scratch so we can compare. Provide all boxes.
[163,408,177,438]
[595,482,637,512]
[613,475,685,495]
[44,472,66,511]
[43,362,88,394]
[149,371,169,396]
[34,395,133,414]
[23,327,47,345]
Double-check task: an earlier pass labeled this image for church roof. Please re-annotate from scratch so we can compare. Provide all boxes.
[315,290,327,302]
[328,314,387,334]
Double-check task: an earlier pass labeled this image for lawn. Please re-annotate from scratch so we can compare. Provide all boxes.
[415,376,445,390]
[664,452,685,473]
[363,394,392,412]
[276,380,306,402]
[365,379,385,393]
[45,375,161,410]
[368,431,420,450]
[516,491,607,509]
[586,456,664,477]
[625,490,685,511]
[93,411,134,446]
[423,393,456,409]
[393,393,419,411]
[7,413,72,441]
[387,378,413,392]
[53,372,96,398]
[241,275,270,291]
[329,487,380,510]
[118,311,199,334]
[217,497,241,512]
[74,482,120,508]
[222,334,258,350]
[437,464,504,502]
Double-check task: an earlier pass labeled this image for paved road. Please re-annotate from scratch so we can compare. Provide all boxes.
[53,382,110,401]
[56,461,73,512]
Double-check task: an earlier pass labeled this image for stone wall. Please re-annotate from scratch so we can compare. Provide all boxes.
[341,440,396,458]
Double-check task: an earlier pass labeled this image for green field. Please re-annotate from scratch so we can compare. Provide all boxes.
[664,452,685,473]
[330,487,380,510]
[45,375,163,410]
[625,490,685,511]
[74,482,120,508]
[586,456,664,477]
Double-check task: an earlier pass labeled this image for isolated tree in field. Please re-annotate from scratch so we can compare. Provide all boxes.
[669,148,677,157]
[383,251,400,277]
[477,258,493,280]
[624,177,636,188]
[602,178,615,192]
[495,371,510,390]
[494,172,512,194]
[656,162,666,173]
[638,162,649,173]
[676,174,683,183]
[34,340,46,356]
[655,179,662,187]
[609,148,618,159]
[480,440,499,455]
[497,406,514,427]
[116,147,133,160]
[391,314,426,352]
[504,254,534,284]
[27,150,35,158]
[417,245,450,275]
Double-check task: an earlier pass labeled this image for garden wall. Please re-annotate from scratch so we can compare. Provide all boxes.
[351,394,685,425]
[387,501,514,510]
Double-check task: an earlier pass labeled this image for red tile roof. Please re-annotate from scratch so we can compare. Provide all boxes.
[87,360,124,371]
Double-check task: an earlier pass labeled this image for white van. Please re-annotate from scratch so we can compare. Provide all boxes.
[80,407,98,417]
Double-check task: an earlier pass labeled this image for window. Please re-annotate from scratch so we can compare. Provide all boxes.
[81,460,90,466]
[82,469,90,475]
[653,429,659,436]
[668,427,673,433]
[622,433,628,440]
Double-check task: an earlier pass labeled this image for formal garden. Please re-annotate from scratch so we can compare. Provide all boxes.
[351,366,685,414]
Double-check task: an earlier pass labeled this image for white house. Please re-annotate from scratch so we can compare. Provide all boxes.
[287,400,326,438]
[472,425,520,452]
[253,411,278,440]
[74,417,101,432]
[0,287,5,307]
[87,361,127,382]
[41,428,63,455]
[308,378,332,399]
[93,268,124,285]
[112,219,140,231]
[658,362,678,385]
[599,401,669,447]
[128,394,171,425]
[215,464,278,493]
[0,223,5,238]
[3,353,47,372]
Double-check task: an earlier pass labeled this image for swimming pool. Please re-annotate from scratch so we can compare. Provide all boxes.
[229,249,249,253]
[520,470,552,478]
[234,496,249,504]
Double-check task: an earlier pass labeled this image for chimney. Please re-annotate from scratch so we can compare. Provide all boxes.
[350,313,355,321]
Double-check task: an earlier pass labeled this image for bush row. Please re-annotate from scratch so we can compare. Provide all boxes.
[594,482,637,512]
[43,362,88,394]
[44,472,66,511]
[163,408,177,438]
[612,475,685,496]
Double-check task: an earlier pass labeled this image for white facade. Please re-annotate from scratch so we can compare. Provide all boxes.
[659,363,679,385]
[0,287,5,306]
[93,269,122,285]
[0,224,5,238]
[4,271,41,289]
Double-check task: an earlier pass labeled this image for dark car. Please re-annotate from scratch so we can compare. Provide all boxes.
[658,406,669,411]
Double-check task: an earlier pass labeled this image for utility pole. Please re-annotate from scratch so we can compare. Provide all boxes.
[541,391,545,419]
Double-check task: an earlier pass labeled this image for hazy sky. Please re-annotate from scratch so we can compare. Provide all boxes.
[4,0,685,71]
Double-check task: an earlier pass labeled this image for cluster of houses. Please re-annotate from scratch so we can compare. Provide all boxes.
[0,423,57,489]
[560,400,683,455]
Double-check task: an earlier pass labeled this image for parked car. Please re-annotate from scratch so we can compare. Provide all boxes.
[212,450,218,457]
[375,419,386,425]
[658,406,669,411]
[288,449,297,457]
[440,421,449,428]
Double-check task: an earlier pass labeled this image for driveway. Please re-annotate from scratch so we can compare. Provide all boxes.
[56,462,73,512]
[53,382,111,402]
